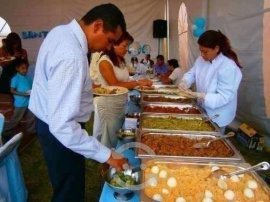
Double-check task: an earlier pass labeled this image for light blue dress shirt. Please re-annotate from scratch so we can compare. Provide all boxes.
[182,53,242,127]
[11,73,32,107]
[29,19,111,163]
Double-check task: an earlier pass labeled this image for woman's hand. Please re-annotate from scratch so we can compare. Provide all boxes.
[137,79,152,87]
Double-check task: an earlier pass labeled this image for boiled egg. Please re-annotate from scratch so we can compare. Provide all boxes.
[217,178,228,190]
[247,180,258,189]
[148,177,157,187]
[211,166,220,172]
[230,175,240,182]
[244,188,254,198]
[175,197,186,202]
[202,197,213,202]
[159,170,168,178]
[151,166,160,174]
[167,177,177,188]
[204,190,213,198]
[224,190,235,200]
[162,188,169,194]
[152,194,163,201]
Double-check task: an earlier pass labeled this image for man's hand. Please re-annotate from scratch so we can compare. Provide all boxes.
[106,150,129,171]
[178,80,189,90]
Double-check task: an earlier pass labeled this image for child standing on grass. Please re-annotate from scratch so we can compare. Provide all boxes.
[3,59,35,136]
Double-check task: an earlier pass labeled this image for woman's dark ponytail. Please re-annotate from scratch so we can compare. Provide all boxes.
[198,30,243,68]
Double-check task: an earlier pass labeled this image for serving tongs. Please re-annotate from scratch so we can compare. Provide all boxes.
[210,162,270,179]
[123,166,142,176]
[193,132,235,149]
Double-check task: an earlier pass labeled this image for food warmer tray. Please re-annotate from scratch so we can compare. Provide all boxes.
[141,103,204,115]
[139,113,220,135]
[141,94,195,105]
[140,159,270,202]
[135,131,243,162]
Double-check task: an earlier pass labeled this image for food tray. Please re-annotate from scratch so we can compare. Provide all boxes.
[135,84,179,95]
[141,103,203,115]
[141,94,195,104]
[140,160,270,202]
[140,113,220,134]
[136,131,243,162]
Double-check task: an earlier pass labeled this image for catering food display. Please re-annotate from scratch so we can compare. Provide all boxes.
[141,114,218,133]
[137,132,243,161]
[142,94,194,104]
[142,161,270,202]
[103,82,270,201]
[142,103,201,114]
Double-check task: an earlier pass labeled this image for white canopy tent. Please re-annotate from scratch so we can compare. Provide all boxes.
[0,0,269,145]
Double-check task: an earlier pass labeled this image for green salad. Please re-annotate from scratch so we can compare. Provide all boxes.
[110,172,136,187]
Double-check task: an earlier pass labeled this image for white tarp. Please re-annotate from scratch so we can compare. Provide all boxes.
[0,0,165,63]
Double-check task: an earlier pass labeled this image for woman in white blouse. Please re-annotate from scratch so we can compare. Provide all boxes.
[179,30,242,131]
[90,32,152,147]
[160,59,184,86]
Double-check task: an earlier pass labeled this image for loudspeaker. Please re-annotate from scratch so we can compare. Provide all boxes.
[153,19,167,38]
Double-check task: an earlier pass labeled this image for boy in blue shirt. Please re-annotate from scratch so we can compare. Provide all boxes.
[4,59,35,135]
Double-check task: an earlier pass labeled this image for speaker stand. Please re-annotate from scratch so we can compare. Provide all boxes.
[158,38,161,55]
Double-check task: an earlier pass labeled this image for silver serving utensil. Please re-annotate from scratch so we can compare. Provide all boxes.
[210,162,270,179]
[193,132,235,149]
[123,166,141,176]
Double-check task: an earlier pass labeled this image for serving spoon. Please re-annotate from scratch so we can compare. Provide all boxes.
[210,162,270,179]
[193,132,235,149]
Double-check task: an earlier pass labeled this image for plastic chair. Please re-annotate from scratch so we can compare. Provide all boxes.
[0,132,28,202]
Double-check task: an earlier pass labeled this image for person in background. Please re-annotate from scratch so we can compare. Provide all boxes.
[140,54,154,68]
[153,54,169,76]
[131,57,138,69]
[3,59,35,137]
[160,59,184,86]
[0,33,28,94]
[179,30,242,133]
[90,31,152,147]
[29,4,128,202]
[128,56,138,75]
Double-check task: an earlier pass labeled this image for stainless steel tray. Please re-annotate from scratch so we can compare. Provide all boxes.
[141,93,195,104]
[140,159,270,202]
[135,131,243,162]
[140,113,220,134]
[141,103,204,115]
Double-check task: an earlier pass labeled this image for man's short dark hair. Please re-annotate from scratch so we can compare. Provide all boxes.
[81,3,126,33]
[156,55,164,61]
[167,59,179,68]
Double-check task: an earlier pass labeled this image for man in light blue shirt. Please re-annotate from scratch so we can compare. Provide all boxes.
[29,4,127,201]
[153,54,169,75]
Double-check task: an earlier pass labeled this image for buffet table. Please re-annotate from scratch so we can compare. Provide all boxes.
[99,85,270,202]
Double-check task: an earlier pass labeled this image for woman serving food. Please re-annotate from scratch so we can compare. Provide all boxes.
[179,30,242,132]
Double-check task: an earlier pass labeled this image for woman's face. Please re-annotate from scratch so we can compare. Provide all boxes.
[114,40,129,57]
[199,45,219,61]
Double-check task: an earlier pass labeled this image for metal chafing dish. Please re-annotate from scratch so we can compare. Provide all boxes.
[141,93,195,104]
[140,160,270,202]
[135,131,243,162]
[141,103,204,115]
[136,84,179,95]
[140,113,220,134]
